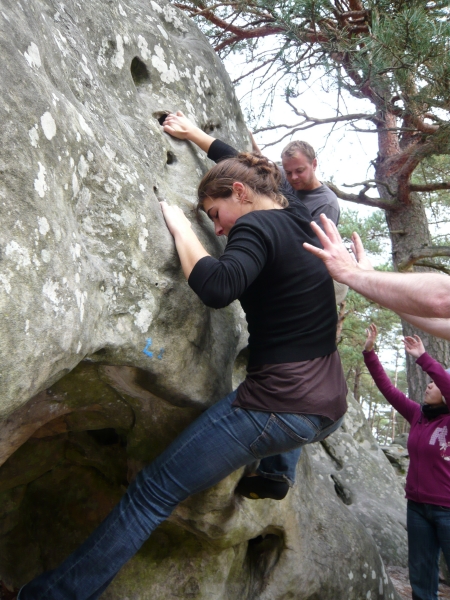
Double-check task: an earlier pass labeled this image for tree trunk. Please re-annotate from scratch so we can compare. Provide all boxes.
[336,300,346,344]
[353,363,362,402]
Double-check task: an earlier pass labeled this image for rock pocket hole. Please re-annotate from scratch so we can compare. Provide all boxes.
[87,428,124,446]
[330,474,352,505]
[202,121,221,133]
[245,532,284,593]
[131,56,151,86]
[166,151,176,165]
[153,111,170,126]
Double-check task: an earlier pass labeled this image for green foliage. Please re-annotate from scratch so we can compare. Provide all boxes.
[362,4,450,110]
[410,155,450,273]
[338,288,410,443]
[338,208,389,255]
[181,0,450,140]
[337,208,408,442]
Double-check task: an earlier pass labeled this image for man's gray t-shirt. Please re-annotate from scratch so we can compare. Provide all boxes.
[281,171,340,225]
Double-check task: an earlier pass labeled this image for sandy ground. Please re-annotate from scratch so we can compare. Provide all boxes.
[387,566,450,599]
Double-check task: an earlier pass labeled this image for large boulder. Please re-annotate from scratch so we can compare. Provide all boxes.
[0,0,403,598]
[0,0,248,425]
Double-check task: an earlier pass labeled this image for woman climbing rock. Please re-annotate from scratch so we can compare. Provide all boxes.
[18,149,347,600]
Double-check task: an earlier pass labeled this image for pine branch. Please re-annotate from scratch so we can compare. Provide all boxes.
[409,182,450,192]
[214,26,327,52]
[174,0,285,51]
[413,261,450,276]
[343,179,396,197]
[407,114,439,135]
[214,25,288,52]
[398,247,450,272]
[231,58,274,84]
[325,182,398,210]
[254,104,377,148]
[284,97,376,124]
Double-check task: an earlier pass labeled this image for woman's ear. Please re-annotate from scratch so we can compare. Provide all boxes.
[232,181,250,203]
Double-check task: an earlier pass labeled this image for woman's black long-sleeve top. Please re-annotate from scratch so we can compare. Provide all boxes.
[188,140,337,368]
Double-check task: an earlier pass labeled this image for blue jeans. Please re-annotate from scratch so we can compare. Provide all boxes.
[408,500,450,600]
[257,447,302,485]
[19,390,343,600]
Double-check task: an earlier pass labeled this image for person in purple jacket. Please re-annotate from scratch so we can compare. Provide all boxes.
[364,323,450,600]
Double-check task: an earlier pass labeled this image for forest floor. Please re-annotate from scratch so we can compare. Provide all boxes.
[387,566,450,599]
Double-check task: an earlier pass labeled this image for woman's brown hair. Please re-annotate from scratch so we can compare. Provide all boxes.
[197,152,288,212]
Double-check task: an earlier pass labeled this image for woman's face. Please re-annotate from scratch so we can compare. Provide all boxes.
[424,381,445,405]
[203,191,251,236]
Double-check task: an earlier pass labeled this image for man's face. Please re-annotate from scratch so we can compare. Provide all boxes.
[282,151,318,191]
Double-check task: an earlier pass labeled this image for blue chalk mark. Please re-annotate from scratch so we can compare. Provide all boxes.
[157,348,165,360]
[143,338,153,358]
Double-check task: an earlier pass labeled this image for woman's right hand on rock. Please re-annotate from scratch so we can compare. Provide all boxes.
[163,111,195,140]
[364,323,377,352]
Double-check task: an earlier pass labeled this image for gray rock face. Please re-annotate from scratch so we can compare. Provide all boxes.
[0,1,403,598]
[381,443,410,486]
[0,0,248,424]
[308,395,408,567]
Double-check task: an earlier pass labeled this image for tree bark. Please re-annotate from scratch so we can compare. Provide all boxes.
[379,185,450,399]
[353,363,362,402]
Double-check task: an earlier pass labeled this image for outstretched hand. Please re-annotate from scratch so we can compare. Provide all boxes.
[364,323,377,352]
[163,111,196,140]
[403,335,426,359]
[303,215,373,281]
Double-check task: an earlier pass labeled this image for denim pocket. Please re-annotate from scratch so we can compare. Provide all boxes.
[250,413,311,459]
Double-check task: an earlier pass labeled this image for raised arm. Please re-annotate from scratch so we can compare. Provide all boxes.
[416,352,450,404]
[304,215,450,319]
[363,324,419,422]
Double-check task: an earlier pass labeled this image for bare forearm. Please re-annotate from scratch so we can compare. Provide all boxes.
[344,269,450,318]
[185,128,216,154]
[160,200,210,279]
[304,215,450,320]
[397,312,450,341]
[173,228,210,279]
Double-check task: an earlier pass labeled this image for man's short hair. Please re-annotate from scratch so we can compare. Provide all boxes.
[281,140,316,163]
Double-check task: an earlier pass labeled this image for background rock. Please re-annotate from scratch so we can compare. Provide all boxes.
[380,443,409,486]
[0,0,404,598]
[308,395,408,567]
